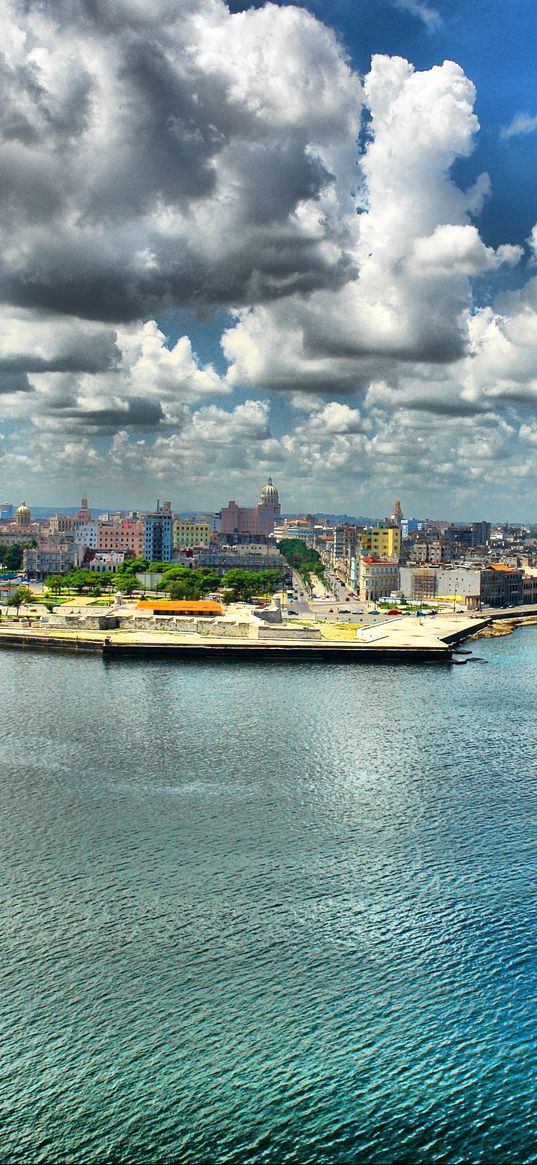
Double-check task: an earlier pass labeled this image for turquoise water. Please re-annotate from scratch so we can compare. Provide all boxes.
[1,632,537,1163]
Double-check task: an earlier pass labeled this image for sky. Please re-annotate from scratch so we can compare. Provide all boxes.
[2,0,537,518]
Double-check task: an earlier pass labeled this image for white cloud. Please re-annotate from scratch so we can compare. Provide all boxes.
[410,224,522,276]
[393,0,443,31]
[501,113,537,140]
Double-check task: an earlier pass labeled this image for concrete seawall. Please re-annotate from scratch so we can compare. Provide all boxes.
[102,640,453,663]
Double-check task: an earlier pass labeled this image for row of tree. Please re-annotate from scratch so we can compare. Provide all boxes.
[42,562,283,603]
[277,538,325,586]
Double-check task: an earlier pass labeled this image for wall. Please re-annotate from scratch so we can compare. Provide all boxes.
[258,625,322,640]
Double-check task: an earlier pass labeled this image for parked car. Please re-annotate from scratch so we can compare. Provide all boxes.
[288,609,298,615]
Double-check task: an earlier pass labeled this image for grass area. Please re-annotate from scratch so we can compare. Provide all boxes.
[319,622,364,639]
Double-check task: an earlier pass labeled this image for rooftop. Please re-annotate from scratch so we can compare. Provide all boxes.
[136,600,223,614]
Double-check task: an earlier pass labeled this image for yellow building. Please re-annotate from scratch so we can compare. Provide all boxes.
[360,525,401,559]
[173,519,211,548]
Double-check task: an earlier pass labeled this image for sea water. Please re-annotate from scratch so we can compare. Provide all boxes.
[1,631,537,1163]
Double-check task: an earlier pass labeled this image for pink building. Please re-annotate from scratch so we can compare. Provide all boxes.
[219,477,281,537]
[96,520,145,557]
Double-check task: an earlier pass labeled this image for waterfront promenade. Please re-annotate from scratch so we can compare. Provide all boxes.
[0,610,489,662]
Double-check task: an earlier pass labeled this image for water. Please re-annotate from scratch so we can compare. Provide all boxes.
[1,631,537,1163]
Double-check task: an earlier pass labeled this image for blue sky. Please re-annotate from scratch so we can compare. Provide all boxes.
[2,0,537,518]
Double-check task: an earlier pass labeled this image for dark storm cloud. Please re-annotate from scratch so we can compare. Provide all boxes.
[51,394,165,433]
[0,0,360,321]
[0,330,119,373]
[0,371,31,393]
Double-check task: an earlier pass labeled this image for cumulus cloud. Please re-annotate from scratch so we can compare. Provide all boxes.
[409,224,522,276]
[0,319,227,432]
[223,55,499,394]
[2,0,537,515]
[0,0,360,321]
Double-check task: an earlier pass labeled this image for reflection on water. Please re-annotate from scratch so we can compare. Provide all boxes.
[1,633,537,1162]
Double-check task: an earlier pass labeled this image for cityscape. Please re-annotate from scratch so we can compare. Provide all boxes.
[3,0,537,1163]
[2,480,537,612]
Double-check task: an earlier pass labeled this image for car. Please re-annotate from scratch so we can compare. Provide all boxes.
[288,609,298,615]
[337,607,347,613]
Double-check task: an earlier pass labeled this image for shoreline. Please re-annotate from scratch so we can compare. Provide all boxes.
[0,611,491,663]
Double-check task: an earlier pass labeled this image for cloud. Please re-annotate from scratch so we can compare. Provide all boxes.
[500,113,537,140]
[223,56,490,393]
[0,319,228,433]
[3,3,537,516]
[0,0,360,321]
[393,0,443,31]
[409,224,522,276]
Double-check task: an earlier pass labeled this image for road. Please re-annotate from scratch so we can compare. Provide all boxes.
[283,568,368,624]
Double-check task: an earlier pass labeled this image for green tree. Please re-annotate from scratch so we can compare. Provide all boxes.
[116,557,148,574]
[159,567,220,598]
[0,543,24,571]
[7,585,32,616]
[45,574,65,596]
[220,568,282,601]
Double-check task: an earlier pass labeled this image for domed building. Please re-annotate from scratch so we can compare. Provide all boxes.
[15,501,31,527]
[219,476,281,537]
[259,477,280,511]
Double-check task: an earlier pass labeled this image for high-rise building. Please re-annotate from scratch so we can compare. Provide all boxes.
[360,525,401,559]
[144,500,173,562]
[219,477,281,537]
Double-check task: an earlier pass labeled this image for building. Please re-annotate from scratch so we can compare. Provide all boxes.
[49,513,74,534]
[173,518,212,549]
[480,565,523,607]
[219,477,281,537]
[360,525,401,559]
[136,599,223,617]
[15,501,31,527]
[389,496,400,524]
[359,558,400,603]
[274,518,314,541]
[523,575,537,603]
[409,539,445,566]
[23,542,81,576]
[97,520,144,557]
[399,566,438,601]
[144,501,173,563]
[73,521,98,549]
[74,495,92,524]
[88,551,126,572]
[196,544,286,575]
[399,565,482,604]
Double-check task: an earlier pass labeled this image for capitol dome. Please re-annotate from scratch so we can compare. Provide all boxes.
[260,476,279,506]
[15,500,31,526]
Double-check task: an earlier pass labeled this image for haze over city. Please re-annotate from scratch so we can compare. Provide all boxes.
[2,0,537,517]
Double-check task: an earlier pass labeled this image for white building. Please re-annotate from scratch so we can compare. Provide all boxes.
[359,558,400,602]
[88,552,126,572]
[73,521,98,548]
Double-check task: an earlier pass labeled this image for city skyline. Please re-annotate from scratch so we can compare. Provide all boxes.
[3,1,537,516]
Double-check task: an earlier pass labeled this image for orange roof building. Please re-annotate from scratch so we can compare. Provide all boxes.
[136,600,222,616]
